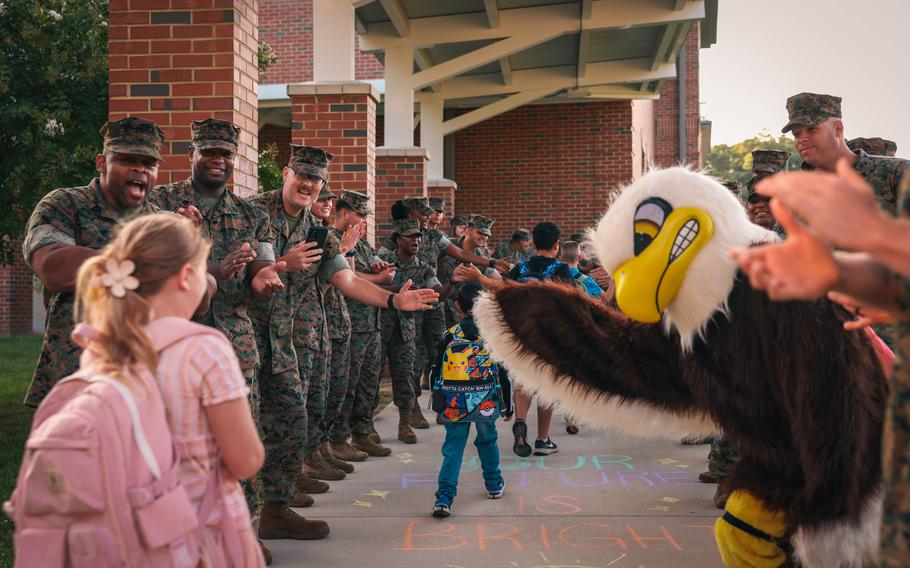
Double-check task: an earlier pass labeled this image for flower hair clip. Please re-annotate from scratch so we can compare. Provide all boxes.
[94,258,140,298]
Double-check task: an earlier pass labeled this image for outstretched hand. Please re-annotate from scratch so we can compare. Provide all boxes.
[394,279,439,311]
[731,200,839,300]
[177,204,204,226]
[453,263,482,283]
[340,221,365,255]
[251,261,287,298]
[827,291,894,330]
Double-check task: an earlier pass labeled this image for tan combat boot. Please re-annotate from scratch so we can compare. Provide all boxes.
[329,440,368,462]
[698,470,723,484]
[303,449,346,481]
[296,472,329,494]
[368,426,381,444]
[320,443,354,474]
[351,433,392,457]
[289,490,314,508]
[398,406,417,444]
[410,399,429,429]
[259,502,330,540]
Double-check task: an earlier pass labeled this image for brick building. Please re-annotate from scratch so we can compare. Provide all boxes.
[0,0,718,335]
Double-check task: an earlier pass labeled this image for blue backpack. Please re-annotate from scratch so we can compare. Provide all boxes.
[514,259,566,283]
[431,324,504,423]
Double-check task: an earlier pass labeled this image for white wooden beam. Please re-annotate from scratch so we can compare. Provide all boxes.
[379,0,409,38]
[577,29,591,80]
[360,0,705,51]
[649,23,676,71]
[410,32,563,90]
[499,57,512,85]
[442,89,559,136]
[354,14,367,35]
[414,48,440,92]
[483,0,499,28]
[384,46,415,146]
[674,0,688,10]
[432,58,676,100]
[351,0,374,7]
[666,20,693,64]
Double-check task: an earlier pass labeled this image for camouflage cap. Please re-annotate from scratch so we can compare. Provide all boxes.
[429,197,446,212]
[781,92,842,133]
[339,190,372,216]
[720,180,742,195]
[402,196,435,216]
[191,118,239,153]
[394,218,422,237]
[468,214,495,236]
[847,137,897,157]
[512,228,532,241]
[317,186,338,201]
[288,145,333,183]
[100,116,165,161]
[751,150,790,175]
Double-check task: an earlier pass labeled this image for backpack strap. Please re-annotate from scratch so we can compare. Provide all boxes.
[195,464,244,566]
[59,371,163,481]
[146,317,226,353]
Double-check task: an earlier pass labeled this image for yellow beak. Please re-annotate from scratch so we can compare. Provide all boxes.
[613,207,714,322]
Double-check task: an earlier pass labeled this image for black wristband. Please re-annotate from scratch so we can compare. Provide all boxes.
[487,258,495,268]
[387,293,396,309]
[345,251,355,257]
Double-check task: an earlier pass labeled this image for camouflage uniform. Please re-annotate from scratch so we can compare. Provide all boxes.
[848,137,897,157]
[493,228,535,264]
[881,171,910,565]
[706,437,739,478]
[148,119,273,425]
[320,227,353,446]
[438,215,496,327]
[783,92,908,215]
[21,117,163,407]
[379,220,441,410]
[247,146,348,505]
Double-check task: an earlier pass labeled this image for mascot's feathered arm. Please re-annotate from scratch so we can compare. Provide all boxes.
[474,282,717,438]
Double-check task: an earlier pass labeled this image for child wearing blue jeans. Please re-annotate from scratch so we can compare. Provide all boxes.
[429,282,513,517]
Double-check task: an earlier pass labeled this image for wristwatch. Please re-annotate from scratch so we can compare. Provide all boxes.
[387,293,397,309]
[487,258,495,268]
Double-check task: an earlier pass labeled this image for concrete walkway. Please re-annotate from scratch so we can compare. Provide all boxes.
[268,395,724,567]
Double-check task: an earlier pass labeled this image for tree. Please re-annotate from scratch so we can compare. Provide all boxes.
[703,131,800,185]
[0,0,109,264]
[258,144,283,193]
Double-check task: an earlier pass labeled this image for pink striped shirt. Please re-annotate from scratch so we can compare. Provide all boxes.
[149,318,251,529]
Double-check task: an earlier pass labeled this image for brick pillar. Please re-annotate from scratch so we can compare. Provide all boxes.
[375,147,428,240]
[0,238,34,336]
[108,0,260,196]
[428,179,457,235]
[288,82,378,241]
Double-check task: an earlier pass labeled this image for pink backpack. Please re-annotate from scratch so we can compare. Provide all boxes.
[4,322,244,567]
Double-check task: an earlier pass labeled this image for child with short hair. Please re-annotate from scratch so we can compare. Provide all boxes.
[74,213,266,565]
[430,282,512,518]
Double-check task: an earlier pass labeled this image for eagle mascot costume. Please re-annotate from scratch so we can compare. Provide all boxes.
[473,168,887,568]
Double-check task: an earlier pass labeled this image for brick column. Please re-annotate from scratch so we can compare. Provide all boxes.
[288,82,378,241]
[108,0,260,196]
[375,147,428,239]
[428,179,457,235]
[0,238,34,336]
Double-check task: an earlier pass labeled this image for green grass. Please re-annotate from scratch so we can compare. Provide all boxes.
[0,335,40,568]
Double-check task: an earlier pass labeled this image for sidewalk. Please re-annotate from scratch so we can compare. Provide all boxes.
[268,395,724,567]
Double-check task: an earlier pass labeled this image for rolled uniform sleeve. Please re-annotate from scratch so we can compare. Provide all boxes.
[22,190,78,264]
[425,276,442,289]
[318,253,350,282]
[256,242,276,263]
[436,234,451,251]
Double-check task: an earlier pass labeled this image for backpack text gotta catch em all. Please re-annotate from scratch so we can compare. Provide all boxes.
[431,323,507,423]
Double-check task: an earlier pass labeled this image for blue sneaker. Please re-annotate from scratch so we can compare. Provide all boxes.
[533,437,558,456]
[432,495,453,518]
[487,479,506,500]
[512,419,532,457]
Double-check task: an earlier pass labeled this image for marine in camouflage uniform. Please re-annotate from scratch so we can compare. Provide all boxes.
[783,92,908,216]
[881,170,910,565]
[493,228,535,264]
[328,192,390,456]
[437,215,497,327]
[247,146,348,508]
[21,117,163,407]
[379,219,444,443]
[848,137,897,157]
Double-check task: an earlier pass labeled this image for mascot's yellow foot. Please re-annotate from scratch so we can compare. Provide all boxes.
[714,490,789,568]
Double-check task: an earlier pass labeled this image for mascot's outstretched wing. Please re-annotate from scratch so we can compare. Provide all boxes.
[473,282,717,438]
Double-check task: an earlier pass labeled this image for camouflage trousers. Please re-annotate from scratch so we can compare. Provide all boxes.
[256,332,309,505]
[303,344,330,456]
[414,303,447,395]
[880,323,910,565]
[380,324,417,411]
[314,335,351,448]
[706,435,739,477]
[331,331,382,440]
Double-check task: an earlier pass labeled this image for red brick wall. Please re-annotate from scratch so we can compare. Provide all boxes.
[0,239,34,336]
[653,23,701,168]
[260,0,383,84]
[375,154,427,238]
[452,102,635,242]
[108,0,260,195]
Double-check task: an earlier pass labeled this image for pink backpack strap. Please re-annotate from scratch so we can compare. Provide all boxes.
[146,317,226,353]
[195,465,244,567]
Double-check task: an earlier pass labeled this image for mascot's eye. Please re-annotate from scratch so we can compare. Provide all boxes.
[633,198,672,256]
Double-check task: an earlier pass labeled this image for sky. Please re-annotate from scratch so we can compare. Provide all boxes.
[700,0,910,154]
